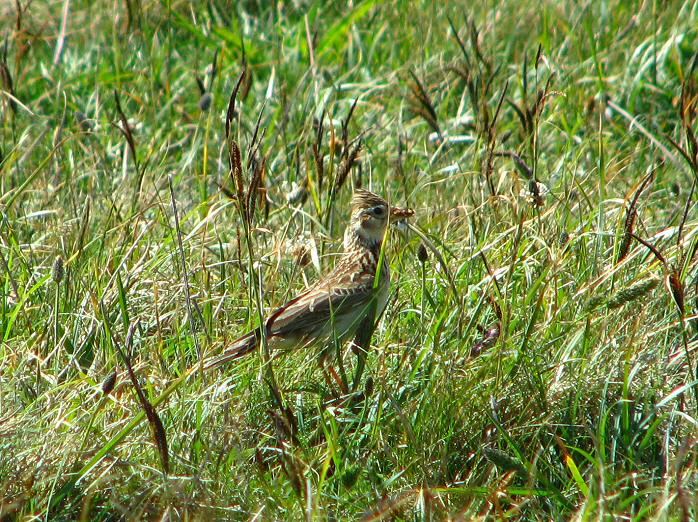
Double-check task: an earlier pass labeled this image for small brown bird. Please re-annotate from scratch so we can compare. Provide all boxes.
[203,189,414,371]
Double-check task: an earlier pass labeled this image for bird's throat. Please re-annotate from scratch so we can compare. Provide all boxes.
[345,225,383,254]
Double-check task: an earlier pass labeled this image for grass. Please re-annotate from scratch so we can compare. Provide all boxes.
[1,0,698,519]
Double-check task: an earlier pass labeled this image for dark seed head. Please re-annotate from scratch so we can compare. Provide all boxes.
[52,255,64,284]
[102,371,117,395]
[199,92,213,111]
[417,243,429,264]
[558,231,569,247]
[364,377,374,397]
[668,270,685,316]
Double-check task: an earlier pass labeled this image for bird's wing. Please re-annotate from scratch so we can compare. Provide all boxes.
[266,261,377,337]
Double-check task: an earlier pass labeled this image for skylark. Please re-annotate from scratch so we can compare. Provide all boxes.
[203,189,414,371]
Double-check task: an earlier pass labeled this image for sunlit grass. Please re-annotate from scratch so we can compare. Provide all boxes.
[1,0,697,519]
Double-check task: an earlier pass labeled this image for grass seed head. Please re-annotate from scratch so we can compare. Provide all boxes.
[417,243,429,264]
[606,279,660,309]
[101,371,117,395]
[667,270,685,316]
[52,255,64,284]
[199,92,212,111]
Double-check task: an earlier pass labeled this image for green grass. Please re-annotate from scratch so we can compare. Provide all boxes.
[2,0,698,519]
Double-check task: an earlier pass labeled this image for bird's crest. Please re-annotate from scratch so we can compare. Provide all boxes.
[351,189,388,211]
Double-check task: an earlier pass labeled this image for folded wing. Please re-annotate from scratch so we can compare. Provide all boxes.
[267,268,377,338]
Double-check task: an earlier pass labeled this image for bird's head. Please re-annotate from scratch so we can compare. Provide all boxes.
[345,189,414,248]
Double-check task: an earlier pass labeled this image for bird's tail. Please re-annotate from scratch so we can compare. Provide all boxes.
[203,331,258,371]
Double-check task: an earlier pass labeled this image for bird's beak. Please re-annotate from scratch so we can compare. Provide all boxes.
[390,205,415,220]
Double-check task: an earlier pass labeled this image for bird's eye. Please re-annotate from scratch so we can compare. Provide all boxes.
[371,206,386,217]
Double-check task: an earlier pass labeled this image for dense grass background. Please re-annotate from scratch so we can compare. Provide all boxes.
[2,0,698,519]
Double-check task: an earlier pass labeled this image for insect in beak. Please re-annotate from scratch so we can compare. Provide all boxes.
[389,206,415,220]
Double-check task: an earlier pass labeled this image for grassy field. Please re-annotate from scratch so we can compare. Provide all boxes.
[2,0,698,519]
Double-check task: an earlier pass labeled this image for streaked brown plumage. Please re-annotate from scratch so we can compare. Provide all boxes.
[203,189,413,371]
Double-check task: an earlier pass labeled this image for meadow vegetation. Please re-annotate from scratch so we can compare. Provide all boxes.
[1,0,698,519]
